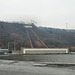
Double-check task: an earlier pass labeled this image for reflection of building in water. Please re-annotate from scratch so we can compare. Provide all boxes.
[21,48,69,54]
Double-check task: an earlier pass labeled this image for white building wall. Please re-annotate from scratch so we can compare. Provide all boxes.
[24,26,32,28]
[21,48,69,54]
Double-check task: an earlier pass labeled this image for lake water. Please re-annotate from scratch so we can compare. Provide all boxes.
[0,54,75,63]
[0,60,75,75]
[0,54,75,75]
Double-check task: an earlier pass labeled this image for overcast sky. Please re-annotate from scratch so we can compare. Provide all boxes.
[0,0,75,29]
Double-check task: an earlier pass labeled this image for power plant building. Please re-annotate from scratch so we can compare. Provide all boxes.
[21,48,69,54]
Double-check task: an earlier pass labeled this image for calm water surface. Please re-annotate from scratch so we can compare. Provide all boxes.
[0,54,75,75]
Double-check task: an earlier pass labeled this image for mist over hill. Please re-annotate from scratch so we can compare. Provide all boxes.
[0,21,75,50]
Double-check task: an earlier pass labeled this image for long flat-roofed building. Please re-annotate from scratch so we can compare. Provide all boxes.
[21,48,69,54]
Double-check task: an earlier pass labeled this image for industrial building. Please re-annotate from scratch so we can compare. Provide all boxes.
[0,48,9,54]
[24,25,32,28]
[21,48,69,54]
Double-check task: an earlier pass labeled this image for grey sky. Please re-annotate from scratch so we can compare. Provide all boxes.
[0,0,75,29]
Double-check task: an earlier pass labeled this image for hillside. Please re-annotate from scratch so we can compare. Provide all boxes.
[0,21,75,50]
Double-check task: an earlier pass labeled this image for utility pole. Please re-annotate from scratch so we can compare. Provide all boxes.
[31,20,37,25]
[52,29,55,47]
[14,41,16,51]
[53,34,55,46]
[60,29,62,48]
[66,23,68,29]
[8,41,16,52]
[8,42,9,51]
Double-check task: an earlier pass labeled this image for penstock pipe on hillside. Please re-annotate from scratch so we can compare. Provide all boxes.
[31,29,48,48]
[26,29,33,48]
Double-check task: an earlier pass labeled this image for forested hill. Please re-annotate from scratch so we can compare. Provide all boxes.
[0,21,75,50]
